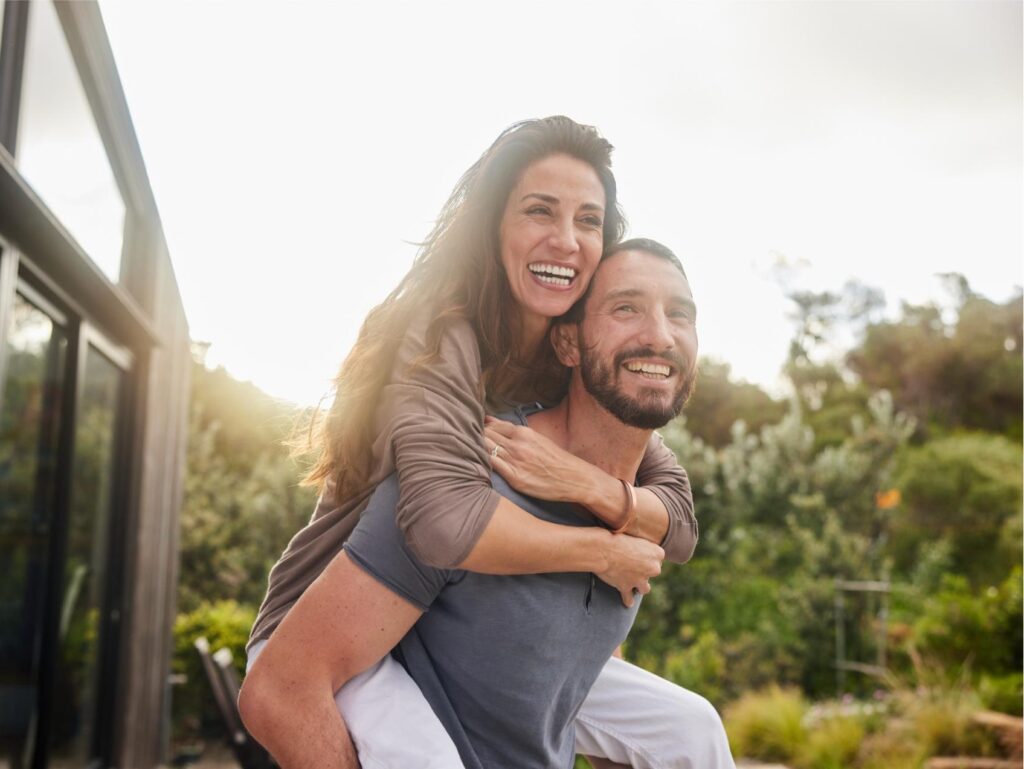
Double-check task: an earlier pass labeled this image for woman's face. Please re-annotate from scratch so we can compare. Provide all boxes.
[499,153,606,326]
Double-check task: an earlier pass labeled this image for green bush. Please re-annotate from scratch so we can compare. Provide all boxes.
[724,686,807,762]
[902,685,999,758]
[912,567,1023,678]
[796,714,864,769]
[855,727,923,769]
[658,630,726,704]
[979,673,1023,716]
[172,600,256,741]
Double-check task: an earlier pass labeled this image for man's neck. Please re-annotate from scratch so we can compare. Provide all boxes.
[527,380,652,482]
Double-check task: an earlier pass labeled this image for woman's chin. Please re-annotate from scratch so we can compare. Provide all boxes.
[516,287,583,321]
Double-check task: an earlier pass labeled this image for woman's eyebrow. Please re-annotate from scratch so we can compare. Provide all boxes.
[519,193,604,212]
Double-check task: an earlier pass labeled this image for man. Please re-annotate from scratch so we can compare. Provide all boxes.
[240,240,735,769]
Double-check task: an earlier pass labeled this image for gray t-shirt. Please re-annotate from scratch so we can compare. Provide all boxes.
[343,414,641,769]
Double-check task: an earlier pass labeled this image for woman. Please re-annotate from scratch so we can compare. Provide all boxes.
[242,117,730,768]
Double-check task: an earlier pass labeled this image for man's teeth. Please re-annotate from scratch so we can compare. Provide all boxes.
[529,264,576,287]
[624,362,672,378]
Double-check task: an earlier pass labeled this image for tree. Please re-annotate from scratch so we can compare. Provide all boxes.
[681,359,786,448]
[848,284,1022,441]
[178,359,316,613]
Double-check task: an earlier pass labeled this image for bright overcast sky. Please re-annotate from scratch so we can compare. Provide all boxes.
[97,0,1022,407]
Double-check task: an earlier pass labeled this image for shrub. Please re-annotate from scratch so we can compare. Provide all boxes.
[171,600,256,741]
[979,673,1023,716]
[901,685,999,758]
[912,567,1023,677]
[657,630,727,704]
[855,727,923,769]
[795,714,864,769]
[724,686,807,762]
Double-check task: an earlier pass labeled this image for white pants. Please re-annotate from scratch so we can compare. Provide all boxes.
[247,640,735,769]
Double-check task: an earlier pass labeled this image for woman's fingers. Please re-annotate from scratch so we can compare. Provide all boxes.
[483,420,517,439]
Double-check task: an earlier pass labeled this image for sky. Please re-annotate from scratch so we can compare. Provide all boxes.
[89,0,1022,407]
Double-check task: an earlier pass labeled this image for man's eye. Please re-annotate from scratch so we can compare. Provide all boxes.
[614,304,637,314]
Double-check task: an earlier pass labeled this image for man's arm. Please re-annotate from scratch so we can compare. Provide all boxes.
[238,551,423,768]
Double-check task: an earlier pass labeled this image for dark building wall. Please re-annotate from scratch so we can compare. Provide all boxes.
[0,1,189,766]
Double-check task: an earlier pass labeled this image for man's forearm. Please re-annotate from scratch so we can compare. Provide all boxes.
[238,552,424,769]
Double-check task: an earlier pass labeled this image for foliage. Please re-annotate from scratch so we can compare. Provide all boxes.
[682,359,786,447]
[890,433,1022,584]
[978,673,1024,717]
[723,686,807,762]
[899,684,1000,758]
[178,360,317,613]
[172,600,255,739]
[848,287,1022,441]
[635,392,913,699]
[795,713,864,769]
[909,568,1023,680]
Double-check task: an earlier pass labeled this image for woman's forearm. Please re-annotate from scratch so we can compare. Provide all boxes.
[457,498,664,607]
[481,419,670,545]
[576,472,670,545]
[457,497,609,574]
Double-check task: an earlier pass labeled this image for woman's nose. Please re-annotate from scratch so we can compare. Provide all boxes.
[548,216,580,254]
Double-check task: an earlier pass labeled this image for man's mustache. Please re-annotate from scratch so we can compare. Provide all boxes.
[612,347,689,373]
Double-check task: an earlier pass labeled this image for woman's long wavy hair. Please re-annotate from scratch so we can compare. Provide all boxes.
[302,116,626,499]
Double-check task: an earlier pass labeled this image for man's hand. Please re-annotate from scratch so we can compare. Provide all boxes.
[596,532,664,608]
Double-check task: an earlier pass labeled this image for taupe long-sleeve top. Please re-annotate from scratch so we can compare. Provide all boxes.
[248,315,697,650]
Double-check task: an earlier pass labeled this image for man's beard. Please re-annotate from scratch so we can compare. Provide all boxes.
[579,344,695,430]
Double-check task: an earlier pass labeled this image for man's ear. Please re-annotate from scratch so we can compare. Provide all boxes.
[551,322,581,367]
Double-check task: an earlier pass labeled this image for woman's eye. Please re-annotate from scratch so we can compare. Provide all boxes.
[579,215,603,228]
[526,205,551,216]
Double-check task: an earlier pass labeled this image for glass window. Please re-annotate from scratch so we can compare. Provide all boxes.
[0,293,66,769]
[48,343,123,764]
[17,1,126,283]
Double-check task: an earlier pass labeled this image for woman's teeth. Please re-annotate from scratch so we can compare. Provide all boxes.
[529,264,577,287]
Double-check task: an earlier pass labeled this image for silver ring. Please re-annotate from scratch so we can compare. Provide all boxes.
[490,444,501,458]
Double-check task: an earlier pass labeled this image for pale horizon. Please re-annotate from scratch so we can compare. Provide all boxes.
[95,0,1022,407]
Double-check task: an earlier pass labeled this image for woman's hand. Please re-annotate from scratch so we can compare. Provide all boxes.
[483,418,597,503]
[596,532,664,608]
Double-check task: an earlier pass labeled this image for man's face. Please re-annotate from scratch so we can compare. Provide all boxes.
[570,250,698,429]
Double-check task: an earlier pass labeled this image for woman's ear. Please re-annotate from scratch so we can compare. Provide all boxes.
[551,322,581,368]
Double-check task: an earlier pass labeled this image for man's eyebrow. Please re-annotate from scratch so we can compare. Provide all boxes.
[520,193,605,213]
[602,288,645,302]
[602,288,698,314]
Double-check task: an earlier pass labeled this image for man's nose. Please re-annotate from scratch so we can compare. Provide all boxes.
[637,309,675,351]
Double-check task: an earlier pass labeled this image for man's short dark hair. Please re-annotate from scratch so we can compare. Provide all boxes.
[559,238,687,324]
[604,238,687,278]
